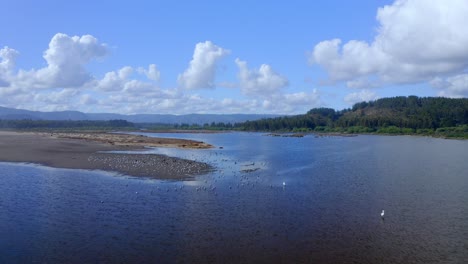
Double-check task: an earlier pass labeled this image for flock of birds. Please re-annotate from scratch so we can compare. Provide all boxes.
[93,148,386,219]
[87,152,212,178]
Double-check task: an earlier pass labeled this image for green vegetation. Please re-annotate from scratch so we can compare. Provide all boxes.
[144,122,236,131]
[1,96,467,139]
[234,96,468,139]
[139,96,468,139]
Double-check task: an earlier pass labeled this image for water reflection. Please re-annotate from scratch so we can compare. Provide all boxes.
[1,134,467,263]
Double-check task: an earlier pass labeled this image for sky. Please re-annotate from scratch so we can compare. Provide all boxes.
[1,0,468,115]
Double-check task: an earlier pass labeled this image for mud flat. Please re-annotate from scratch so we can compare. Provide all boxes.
[0,131,213,179]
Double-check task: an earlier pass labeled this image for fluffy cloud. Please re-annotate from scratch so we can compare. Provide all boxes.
[0,46,19,86]
[1,34,319,115]
[232,58,319,113]
[346,78,380,89]
[33,89,80,106]
[310,0,468,89]
[284,91,320,106]
[178,41,230,90]
[89,87,321,115]
[96,64,162,93]
[1,88,82,112]
[90,54,315,114]
[14,33,108,89]
[235,58,289,97]
[138,64,160,82]
[259,90,322,113]
[344,90,379,105]
[0,33,167,113]
[96,66,133,92]
[0,46,19,73]
[311,39,387,83]
[431,74,468,98]
[79,94,98,105]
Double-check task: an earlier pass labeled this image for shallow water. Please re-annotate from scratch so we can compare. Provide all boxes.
[1,133,467,263]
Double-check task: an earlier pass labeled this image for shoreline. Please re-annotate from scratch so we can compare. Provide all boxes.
[0,131,214,179]
[259,130,467,140]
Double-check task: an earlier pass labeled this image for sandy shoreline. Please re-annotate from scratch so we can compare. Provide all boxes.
[0,131,213,179]
[48,131,213,149]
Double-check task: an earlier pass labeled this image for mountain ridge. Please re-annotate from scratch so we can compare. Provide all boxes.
[0,106,282,124]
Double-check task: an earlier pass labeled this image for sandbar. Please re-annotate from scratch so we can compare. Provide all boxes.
[0,131,213,179]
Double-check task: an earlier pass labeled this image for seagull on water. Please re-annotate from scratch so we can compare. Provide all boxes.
[283,181,286,186]
[381,210,385,218]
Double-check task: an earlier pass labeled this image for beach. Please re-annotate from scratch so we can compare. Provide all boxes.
[0,131,213,179]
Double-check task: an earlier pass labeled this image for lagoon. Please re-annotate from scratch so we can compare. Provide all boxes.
[1,133,467,263]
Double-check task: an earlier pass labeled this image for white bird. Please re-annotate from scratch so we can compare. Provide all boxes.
[381,210,385,218]
[283,181,286,186]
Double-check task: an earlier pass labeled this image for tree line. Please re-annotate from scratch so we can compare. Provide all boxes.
[2,96,467,138]
[229,96,468,138]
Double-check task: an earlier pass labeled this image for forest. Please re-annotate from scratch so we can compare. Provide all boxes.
[1,96,467,138]
[235,96,468,138]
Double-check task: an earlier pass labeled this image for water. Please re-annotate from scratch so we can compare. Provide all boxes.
[1,133,467,263]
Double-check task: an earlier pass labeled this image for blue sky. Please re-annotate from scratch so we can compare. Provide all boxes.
[1,0,467,114]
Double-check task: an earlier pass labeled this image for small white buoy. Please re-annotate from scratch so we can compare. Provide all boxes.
[381,210,385,218]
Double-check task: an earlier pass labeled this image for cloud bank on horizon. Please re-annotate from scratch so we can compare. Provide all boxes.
[1,0,467,114]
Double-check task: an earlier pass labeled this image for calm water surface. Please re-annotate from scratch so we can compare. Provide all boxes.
[1,133,467,263]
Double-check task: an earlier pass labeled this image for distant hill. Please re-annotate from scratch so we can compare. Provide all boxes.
[238,96,468,137]
[336,96,468,128]
[0,106,281,124]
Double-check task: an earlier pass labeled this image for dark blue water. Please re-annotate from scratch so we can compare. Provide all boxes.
[1,133,467,263]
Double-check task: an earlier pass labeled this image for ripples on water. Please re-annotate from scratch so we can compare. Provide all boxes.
[1,133,467,263]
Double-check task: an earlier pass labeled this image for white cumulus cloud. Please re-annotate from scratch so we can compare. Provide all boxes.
[1,34,322,115]
[79,94,98,105]
[310,0,468,89]
[95,65,161,94]
[137,64,160,82]
[0,46,19,87]
[14,33,108,89]
[431,74,468,98]
[33,88,79,105]
[344,89,379,105]
[97,66,134,92]
[235,58,289,97]
[0,46,19,73]
[178,41,230,90]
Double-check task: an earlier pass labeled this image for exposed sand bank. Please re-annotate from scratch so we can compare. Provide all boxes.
[0,131,213,179]
[49,132,213,149]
